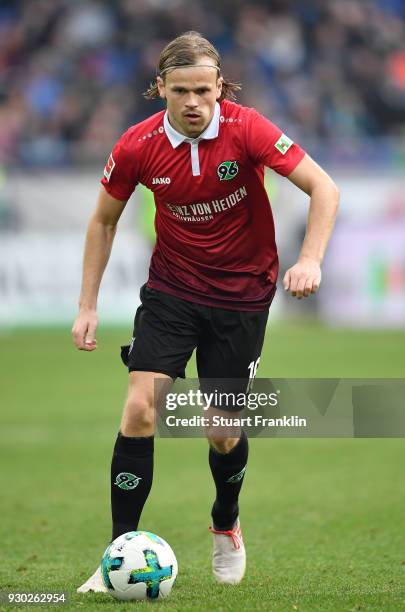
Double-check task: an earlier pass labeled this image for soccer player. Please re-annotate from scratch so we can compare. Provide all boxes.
[72,31,339,590]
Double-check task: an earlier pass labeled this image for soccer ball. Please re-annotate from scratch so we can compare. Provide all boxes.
[101,531,178,601]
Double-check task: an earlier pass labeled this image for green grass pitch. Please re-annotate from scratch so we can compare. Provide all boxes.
[0,323,404,611]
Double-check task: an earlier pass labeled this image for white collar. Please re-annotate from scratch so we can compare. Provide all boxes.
[164,102,220,148]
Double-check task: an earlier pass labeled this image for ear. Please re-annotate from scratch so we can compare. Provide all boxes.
[157,76,166,100]
[216,76,223,100]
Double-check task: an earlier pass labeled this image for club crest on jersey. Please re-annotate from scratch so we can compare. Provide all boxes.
[103,153,115,182]
[217,160,239,181]
[275,134,293,155]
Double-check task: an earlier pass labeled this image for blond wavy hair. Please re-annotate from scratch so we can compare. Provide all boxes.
[143,31,241,101]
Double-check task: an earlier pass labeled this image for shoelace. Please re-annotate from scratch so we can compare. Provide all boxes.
[209,525,242,550]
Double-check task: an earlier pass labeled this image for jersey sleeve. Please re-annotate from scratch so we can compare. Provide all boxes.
[101,131,138,201]
[246,109,305,176]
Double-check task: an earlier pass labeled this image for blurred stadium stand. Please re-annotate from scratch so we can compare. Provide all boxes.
[1,0,405,166]
[1,0,405,327]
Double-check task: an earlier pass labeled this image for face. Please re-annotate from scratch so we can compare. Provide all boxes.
[157,56,223,138]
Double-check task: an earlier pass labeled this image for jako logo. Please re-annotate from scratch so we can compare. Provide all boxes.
[152,177,171,184]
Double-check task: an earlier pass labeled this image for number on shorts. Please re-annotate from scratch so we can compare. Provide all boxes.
[246,357,260,393]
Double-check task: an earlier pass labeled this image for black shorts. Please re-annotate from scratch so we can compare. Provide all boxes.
[121,284,273,403]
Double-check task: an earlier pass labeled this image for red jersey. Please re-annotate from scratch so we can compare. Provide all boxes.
[101,99,305,311]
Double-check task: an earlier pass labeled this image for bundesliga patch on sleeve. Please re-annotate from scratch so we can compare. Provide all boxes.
[274,133,294,155]
[103,153,115,181]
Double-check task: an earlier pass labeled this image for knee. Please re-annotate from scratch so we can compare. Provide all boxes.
[208,436,240,454]
[121,393,155,436]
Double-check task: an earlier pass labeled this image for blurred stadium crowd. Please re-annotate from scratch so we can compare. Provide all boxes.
[1,0,405,166]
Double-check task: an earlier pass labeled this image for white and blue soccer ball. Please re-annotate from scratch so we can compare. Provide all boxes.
[101,531,178,601]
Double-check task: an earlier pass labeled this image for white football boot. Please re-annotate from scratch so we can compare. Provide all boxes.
[209,518,246,584]
[77,566,107,593]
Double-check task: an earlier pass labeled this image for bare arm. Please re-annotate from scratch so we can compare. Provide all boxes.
[72,187,127,350]
[284,154,340,298]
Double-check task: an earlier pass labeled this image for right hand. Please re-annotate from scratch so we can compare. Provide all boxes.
[72,308,98,351]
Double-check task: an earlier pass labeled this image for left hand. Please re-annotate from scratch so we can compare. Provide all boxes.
[283,256,322,299]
